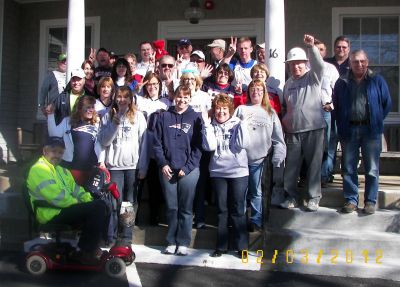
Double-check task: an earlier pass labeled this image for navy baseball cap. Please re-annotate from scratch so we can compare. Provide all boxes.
[178,39,192,46]
[45,137,65,149]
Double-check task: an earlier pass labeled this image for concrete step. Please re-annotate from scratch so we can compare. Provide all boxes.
[132,224,263,251]
[264,228,400,259]
[267,206,400,233]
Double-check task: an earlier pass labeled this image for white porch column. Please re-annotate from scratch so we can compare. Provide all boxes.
[265,0,285,98]
[66,0,85,82]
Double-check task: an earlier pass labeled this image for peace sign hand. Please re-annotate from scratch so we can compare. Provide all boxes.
[149,51,156,64]
[227,36,237,56]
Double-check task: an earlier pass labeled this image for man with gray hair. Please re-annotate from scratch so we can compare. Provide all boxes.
[280,34,326,212]
[208,39,226,69]
[334,50,391,214]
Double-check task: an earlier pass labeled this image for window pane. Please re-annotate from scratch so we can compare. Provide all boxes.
[343,18,360,41]
[381,17,399,41]
[361,18,379,41]
[48,27,67,71]
[381,41,398,64]
[363,41,379,64]
[373,66,399,112]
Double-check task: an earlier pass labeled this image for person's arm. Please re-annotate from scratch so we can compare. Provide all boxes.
[202,119,216,151]
[47,113,66,138]
[97,112,120,147]
[270,111,287,168]
[152,113,169,168]
[221,37,237,65]
[377,75,392,119]
[181,116,204,175]
[304,34,325,82]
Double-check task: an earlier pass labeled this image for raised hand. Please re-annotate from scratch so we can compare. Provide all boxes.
[88,48,96,63]
[112,108,121,125]
[228,36,238,56]
[149,51,156,64]
[200,64,213,79]
[304,34,315,48]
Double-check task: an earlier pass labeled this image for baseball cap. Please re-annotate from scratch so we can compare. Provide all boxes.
[70,68,86,79]
[178,39,192,46]
[58,53,67,61]
[44,137,65,149]
[191,50,205,60]
[256,43,265,49]
[208,39,226,50]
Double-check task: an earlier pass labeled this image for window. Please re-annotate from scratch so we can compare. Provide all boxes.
[37,17,100,120]
[333,7,400,123]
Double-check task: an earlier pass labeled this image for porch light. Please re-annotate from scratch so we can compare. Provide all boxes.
[184,0,205,24]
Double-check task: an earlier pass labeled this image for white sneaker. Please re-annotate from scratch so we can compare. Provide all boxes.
[176,246,188,256]
[280,198,298,209]
[163,245,176,255]
[306,198,319,212]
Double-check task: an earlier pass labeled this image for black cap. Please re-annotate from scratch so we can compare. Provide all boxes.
[178,39,191,46]
[45,137,65,149]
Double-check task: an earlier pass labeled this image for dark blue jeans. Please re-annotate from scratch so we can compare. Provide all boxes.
[110,169,139,244]
[160,168,200,247]
[212,176,248,251]
[342,126,382,206]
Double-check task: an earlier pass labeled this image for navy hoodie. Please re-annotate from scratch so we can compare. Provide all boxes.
[153,106,203,175]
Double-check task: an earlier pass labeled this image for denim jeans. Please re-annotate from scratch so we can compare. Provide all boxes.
[194,152,211,225]
[322,116,338,182]
[321,111,331,181]
[342,126,381,206]
[212,176,248,251]
[110,169,139,243]
[160,168,200,247]
[248,162,264,227]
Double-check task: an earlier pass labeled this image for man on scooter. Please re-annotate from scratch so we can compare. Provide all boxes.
[26,137,108,264]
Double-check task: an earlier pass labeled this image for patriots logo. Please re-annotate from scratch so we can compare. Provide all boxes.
[168,123,192,133]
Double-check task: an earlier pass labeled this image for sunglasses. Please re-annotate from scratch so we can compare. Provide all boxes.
[161,63,174,68]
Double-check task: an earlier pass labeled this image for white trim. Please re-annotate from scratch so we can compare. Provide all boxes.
[0,0,4,104]
[36,16,100,120]
[158,18,265,43]
[332,6,400,124]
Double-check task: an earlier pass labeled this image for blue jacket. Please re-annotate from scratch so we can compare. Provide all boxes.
[153,106,203,175]
[333,70,392,140]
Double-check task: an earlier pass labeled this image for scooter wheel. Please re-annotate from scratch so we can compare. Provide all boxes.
[26,255,47,275]
[105,257,126,278]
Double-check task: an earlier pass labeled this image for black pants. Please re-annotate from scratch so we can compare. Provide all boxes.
[48,200,108,253]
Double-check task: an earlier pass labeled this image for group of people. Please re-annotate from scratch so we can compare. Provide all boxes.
[28,32,391,262]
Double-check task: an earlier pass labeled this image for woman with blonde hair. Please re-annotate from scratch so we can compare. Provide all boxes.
[233,79,286,231]
[98,86,147,245]
[48,95,103,185]
[203,93,250,257]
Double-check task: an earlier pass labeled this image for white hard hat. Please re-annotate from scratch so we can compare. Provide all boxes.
[285,47,308,62]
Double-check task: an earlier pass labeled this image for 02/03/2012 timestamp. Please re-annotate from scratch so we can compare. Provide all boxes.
[241,249,384,265]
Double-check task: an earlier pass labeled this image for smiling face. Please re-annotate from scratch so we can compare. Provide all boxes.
[81,102,95,121]
[145,76,160,99]
[43,146,65,166]
[58,59,67,73]
[99,83,112,103]
[334,40,350,61]
[140,43,154,62]
[70,76,85,94]
[249,84,265,105]
[116,63,127,77]
[350,51,369,79]
[256,47,265,63]
[115,91,132,112]
[216,69,229,85]
[83,63,94,79]
[214,105,230,124]
[174,90,191,113]
[177,44,193,60]
[252,69,267,82]
[181,73,197,91]
[288,60,307,79]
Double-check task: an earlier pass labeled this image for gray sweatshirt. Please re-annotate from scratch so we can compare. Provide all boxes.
[98,110,147,170]
[282,45,326,133]
[202,116,249,178]
[233,105,286,167]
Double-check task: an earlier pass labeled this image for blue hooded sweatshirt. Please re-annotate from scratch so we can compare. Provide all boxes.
[153,106,203,175]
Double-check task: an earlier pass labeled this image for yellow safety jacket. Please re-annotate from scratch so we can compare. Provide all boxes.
[26,156,93,224]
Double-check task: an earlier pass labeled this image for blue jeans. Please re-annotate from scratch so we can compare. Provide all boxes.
[110,169,139,243]
[248,162,264,227]
[342,126,381,206]
[321,111,331,181]
[212,176,248,251]
[160,168,200,247]
[322,114,339,181]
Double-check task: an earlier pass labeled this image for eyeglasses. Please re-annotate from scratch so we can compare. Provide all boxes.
[250,88,264,93]
[335,46,348,50]
[146,82,159,87]
[183,78,196,82]
[161,63,174,68]
[178,45,190,49]
[217,71,229,76]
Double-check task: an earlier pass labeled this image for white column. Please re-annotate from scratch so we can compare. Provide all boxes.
[66,0,85,81]
[265,0,285,99]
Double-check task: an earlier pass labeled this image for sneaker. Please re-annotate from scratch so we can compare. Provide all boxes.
[306,198,319,212]
[163,245,177,255]
[363,202,376,215]
[341,202,358,213]
[210,250,227,257]
[280,198,298,209]
[176,246,188,256]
